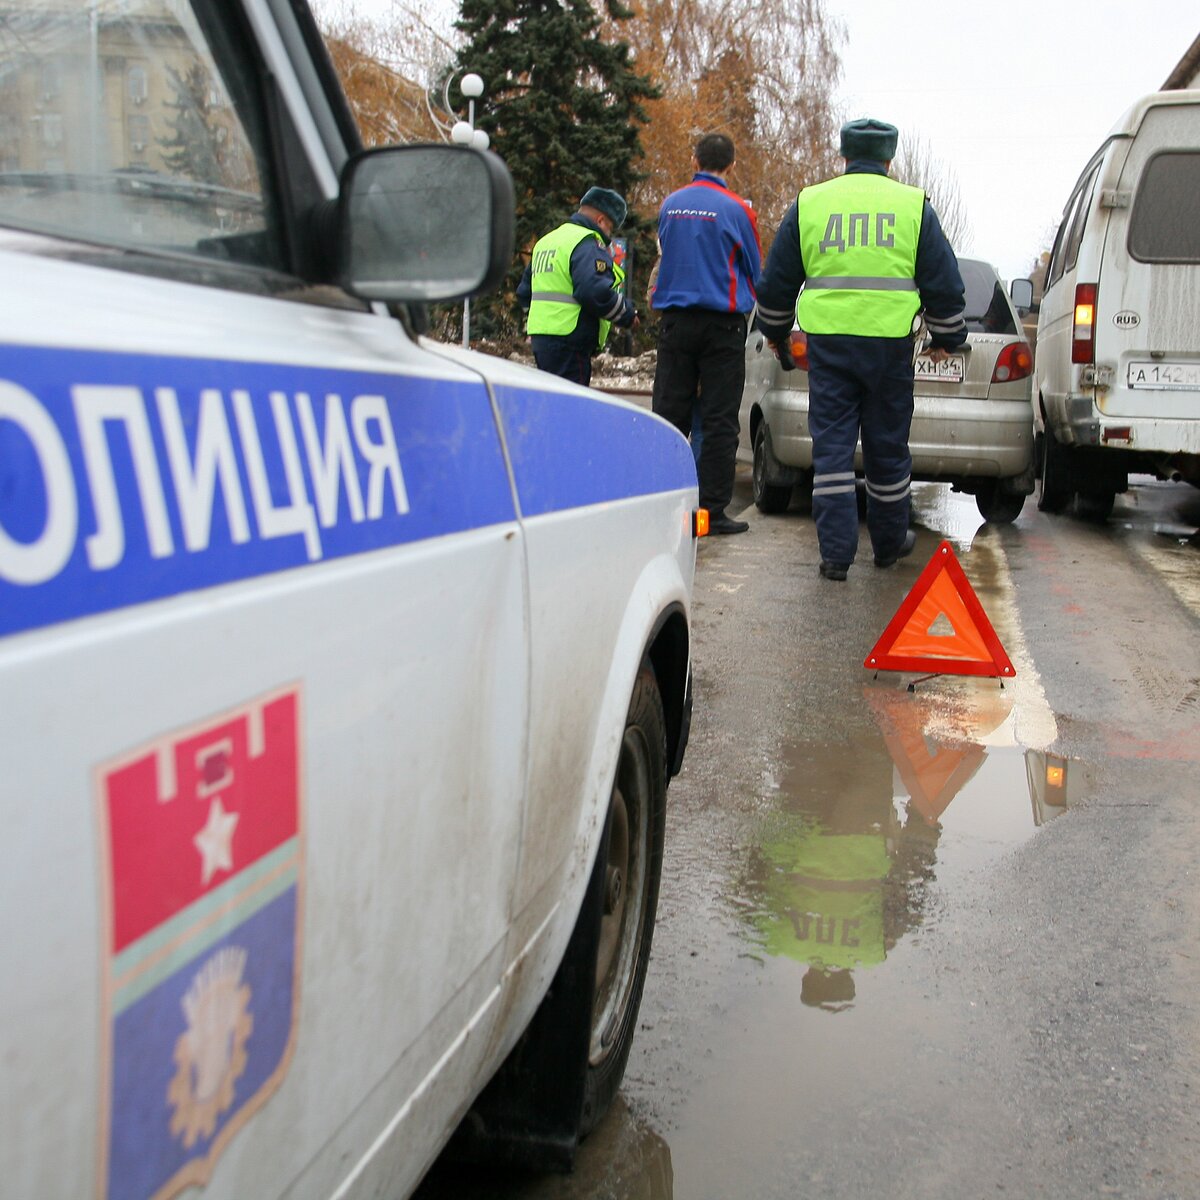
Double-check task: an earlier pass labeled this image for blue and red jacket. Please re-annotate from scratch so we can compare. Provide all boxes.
[652,172,762,315]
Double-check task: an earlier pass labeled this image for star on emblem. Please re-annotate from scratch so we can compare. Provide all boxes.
[194,798,239,886]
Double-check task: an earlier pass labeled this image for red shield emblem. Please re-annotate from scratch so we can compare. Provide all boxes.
[96,687,303,1200]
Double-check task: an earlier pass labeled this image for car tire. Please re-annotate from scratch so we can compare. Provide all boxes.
[581,661,667,1136]
[1037,428,1072,513]
[974,480,1026,524]
[752,423,793,514]
[444,662,667,1170]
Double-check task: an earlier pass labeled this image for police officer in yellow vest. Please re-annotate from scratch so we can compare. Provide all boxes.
[755,119,967,580]
[517,187,639,386]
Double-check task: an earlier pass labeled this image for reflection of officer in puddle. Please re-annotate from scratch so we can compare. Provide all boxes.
[752,724,941,1012]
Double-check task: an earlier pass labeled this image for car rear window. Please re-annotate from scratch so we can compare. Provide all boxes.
[1129,152,1200,263]
[960,260,1018,335]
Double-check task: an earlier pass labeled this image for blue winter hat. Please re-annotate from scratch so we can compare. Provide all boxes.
[839,118,899,162]
[579,187,627,230]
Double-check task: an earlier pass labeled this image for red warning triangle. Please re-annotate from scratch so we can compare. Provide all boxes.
[864,540,1015,678]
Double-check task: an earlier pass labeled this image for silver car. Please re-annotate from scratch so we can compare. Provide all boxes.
[739,258,1037,523]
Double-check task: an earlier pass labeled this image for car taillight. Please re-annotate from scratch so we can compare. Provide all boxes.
[991,341,1033,383]
[788,330,810,371]
[1071,283,1097,364]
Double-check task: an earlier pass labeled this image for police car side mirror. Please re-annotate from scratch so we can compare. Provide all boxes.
[1009,277,1034,314]
[336,144,515,303]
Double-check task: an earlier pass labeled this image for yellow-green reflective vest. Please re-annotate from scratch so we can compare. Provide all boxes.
[796,173,925,338]
[526,222,622,349]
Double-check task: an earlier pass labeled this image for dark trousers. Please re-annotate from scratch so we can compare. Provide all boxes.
[652,309,748,513]
[532,335,592,386]
[807,333,915,566]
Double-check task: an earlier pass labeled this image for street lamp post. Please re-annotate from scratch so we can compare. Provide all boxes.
[448,73,489,349]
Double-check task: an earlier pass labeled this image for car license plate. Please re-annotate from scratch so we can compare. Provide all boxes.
[1127,360,1200,390]
[915,354,964,383]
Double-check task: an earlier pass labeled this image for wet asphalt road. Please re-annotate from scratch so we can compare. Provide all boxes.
[419,472,1200,1200]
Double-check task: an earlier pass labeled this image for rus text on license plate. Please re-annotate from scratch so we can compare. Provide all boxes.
[1127,361,1200,390]
[914,354,964,383]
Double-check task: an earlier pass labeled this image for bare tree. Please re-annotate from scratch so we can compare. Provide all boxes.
[892,131,972,254]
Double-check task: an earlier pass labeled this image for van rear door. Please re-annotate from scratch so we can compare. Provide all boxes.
[1097,99,1200,427]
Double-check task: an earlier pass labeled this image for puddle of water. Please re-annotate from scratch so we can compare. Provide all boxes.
[910,481,986,551]
[663,685,1094,1200]
[736,684,1089,996]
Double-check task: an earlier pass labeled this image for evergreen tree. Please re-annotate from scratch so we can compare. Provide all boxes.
[450,0,658,344]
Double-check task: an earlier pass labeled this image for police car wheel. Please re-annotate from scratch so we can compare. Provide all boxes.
[752,423,793,514]
[581,662,667,1136]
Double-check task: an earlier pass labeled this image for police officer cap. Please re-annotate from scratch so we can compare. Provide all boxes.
[839,118,899,162]
[579,187,627,230]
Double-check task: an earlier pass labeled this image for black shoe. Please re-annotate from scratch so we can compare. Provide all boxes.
[710,511,749,535]
[819,561,849,581]
[874,529,916,568]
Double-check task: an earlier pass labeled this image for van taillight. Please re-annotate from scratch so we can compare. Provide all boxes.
[1071,283,1097,364]
[992,342,1033,383]
[788,329,810,371]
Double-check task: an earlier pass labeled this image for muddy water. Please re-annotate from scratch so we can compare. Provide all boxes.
[654,677,1095,1200]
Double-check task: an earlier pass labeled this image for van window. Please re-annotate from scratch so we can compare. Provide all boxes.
[0,2,284,271]
[1129,152,1200,263]
[1045,189,1081,290]
[1063,164,1100,274]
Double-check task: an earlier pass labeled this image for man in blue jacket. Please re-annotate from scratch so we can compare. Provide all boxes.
[517,187,639,386]
[755,118,967,580]
[652,134,762,535]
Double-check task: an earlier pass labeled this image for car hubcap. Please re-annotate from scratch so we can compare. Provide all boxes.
[590,729,650,1065]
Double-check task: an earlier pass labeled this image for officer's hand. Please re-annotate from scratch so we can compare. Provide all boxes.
[773,340,796,372]
[631,315,641,332]
[928,346,950,363]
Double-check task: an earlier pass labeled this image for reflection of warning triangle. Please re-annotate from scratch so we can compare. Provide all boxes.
[864,540,1014,679]
[890,731,986,824]
[863,687,987,824]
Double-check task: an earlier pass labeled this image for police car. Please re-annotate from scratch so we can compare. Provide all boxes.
[0,3,696,1198]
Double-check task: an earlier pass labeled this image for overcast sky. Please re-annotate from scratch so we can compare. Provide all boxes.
[825,1,1198,281]
[315,1,1197,282]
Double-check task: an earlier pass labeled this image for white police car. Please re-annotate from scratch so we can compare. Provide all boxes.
[0,3,696,1198]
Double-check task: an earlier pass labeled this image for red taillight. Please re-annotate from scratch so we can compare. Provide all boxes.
[788,329,810,371]
[1071,283,1097,365]
[991,341,1033,383]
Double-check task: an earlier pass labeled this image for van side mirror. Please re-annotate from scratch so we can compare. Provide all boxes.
[1009,277,1034,313]
[336,144,515,303]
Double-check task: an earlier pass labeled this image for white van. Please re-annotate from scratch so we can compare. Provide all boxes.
[1034,90,1200,518]
[0,3,697,1198]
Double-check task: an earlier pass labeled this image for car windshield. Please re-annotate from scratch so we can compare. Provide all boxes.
[0,1,281,268]
[960,259,1019,335]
